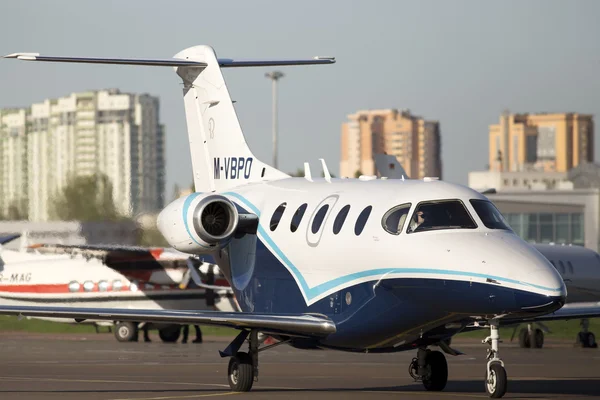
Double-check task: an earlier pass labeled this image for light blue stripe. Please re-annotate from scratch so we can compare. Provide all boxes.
[222,192,564,300]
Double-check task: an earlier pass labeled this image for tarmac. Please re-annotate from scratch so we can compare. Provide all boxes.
[0,332,599,399]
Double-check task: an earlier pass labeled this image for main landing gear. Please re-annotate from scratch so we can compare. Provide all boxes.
[517,323,544,348]
[575,319,598,348]
[409,348,448,391]
[221,329,289,392]
[483,320,507,398]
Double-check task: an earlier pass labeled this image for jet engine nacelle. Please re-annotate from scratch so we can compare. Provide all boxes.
[157,193,239,254]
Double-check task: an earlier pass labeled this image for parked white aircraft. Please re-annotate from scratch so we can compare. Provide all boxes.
[374,153,600,349]
[0,235,236,342]
[2,45,600,398]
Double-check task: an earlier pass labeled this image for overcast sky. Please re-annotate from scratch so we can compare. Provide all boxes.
[1,0,599,197]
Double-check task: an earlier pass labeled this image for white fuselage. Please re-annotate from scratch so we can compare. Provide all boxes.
[0,249,236,324]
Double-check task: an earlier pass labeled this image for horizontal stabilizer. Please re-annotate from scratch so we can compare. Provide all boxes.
[219,57,335,67]
[0,305,336,337]
[2,53,206,67]
[3,53,335,68]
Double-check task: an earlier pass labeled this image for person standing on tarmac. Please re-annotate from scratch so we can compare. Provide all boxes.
[182,325,203,343]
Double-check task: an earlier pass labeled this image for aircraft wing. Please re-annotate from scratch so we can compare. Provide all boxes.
[0,305,336,337]
[28,243,175,263]
[502,302,600,324]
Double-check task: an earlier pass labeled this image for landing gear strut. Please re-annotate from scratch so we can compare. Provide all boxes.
[483,320,507,398]
[576,319,597,348]
[223,330,289,392]
[409,347,448,391]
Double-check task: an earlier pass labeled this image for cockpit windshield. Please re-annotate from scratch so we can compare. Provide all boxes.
[407,200,477,233]
[469,199,512,230]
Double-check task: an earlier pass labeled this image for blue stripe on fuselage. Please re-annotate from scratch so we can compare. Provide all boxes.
[223,191,563,302]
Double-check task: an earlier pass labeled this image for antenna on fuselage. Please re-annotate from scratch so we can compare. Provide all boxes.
[319,158,332,183]
[304,162,313,182]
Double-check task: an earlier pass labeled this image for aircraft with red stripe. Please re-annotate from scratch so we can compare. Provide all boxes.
[0,235,237,342]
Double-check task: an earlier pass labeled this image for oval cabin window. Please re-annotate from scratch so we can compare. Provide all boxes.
[312,205,330,234]
[270,203,287,231]
[290,203,308,233]
[355,206,373,236]
[333,205,351,235]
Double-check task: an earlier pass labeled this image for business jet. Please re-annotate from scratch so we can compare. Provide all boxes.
[374,154,600,349]
[0,234,236,342]
[1,45,599,399]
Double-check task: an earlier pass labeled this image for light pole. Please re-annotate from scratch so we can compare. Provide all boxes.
[265,71,284,169]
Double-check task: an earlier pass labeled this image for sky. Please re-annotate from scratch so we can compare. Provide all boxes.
[1,0,599,198]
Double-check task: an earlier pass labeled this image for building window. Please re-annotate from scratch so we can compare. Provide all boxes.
[355,206,373,236]
[571,213,584,246]
[312,205,330,234]
[333,205,351,235]
[290,203,308,233]
[270,203,287,231]
[539,213,554,243]
[555,214,569,244]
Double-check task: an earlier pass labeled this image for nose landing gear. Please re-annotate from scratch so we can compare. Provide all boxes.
[483,320,507,398]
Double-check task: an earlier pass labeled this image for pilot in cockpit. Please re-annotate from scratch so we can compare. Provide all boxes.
[409,210,427,232]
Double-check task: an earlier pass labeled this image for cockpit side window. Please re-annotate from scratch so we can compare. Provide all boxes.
[469,199,511,230]
[382,203,412,235]
[407,199,477,233]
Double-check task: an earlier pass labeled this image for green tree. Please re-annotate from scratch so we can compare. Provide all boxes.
[50,173,120,221]
[289,168,304,177]
[4,198,28,220]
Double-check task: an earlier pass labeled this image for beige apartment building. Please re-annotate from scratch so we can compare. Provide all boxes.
[489,111,594,173]
[340,109,442,179]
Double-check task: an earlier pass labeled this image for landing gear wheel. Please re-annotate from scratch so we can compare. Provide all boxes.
[532,329,544,348]
[422,350,448,391]
[518,328,530,348]
[158,325,181,343]
[228,352,254,392]
[577,332,598,348]
[485,362,507,398]
[588,332,598,348]
[114,322,136,342]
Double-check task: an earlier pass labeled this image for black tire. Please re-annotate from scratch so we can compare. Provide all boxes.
[422,350,448,391]
[518,328,530,348]
[588,332,598,348]
[227,352,254,392]
[485,362,507,398]
[580,332,598,348]
[533,329,544,349]
[158,325,181,343]
[114,322,136,342]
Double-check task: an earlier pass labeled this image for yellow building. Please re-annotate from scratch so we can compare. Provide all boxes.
[340,109,442,179]
[489,111,594,172]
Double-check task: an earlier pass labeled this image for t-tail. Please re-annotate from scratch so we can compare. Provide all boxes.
[3,46,335,192]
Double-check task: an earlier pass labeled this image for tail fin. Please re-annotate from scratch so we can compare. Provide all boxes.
[173,46,283,192]
[4,46,335,192]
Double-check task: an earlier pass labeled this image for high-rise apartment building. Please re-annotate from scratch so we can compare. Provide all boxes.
[489,111,594,173]
[0,89,165,221]
[340,109,441,179]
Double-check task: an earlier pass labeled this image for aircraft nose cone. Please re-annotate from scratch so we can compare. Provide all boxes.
[515,267,567,314]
